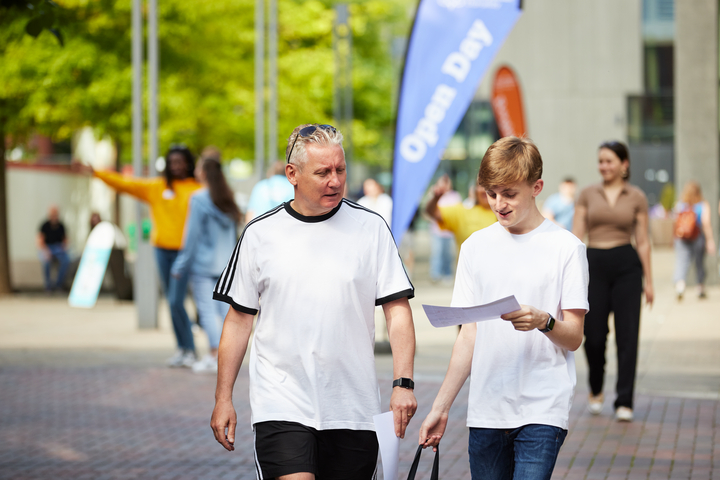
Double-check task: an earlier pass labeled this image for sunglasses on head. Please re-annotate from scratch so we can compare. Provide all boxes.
[286,124,337,163]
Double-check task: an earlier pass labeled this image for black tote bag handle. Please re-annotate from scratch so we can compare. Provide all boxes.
[406,444,439,480]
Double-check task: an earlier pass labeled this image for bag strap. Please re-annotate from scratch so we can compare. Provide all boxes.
[407,444,440,480]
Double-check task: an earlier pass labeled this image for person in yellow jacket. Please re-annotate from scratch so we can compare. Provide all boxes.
[425,174,497,252]
[91,145,202,367]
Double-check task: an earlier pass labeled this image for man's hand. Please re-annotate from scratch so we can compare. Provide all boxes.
[211,399,237,451]
[71,162,94,176]
[432,174,451,199]
[500,305,549,331]
[418,408,448,452]
[390,386,417,439]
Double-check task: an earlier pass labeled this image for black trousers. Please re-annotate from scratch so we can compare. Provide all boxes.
[584,244,643,409]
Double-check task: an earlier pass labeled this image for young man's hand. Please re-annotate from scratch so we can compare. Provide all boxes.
[211,399,237,451]
[500,305,549,331]
[418,408,448,452]
[390,386,417,439]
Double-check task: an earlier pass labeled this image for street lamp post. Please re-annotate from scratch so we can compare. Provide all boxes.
[133,0,159,329]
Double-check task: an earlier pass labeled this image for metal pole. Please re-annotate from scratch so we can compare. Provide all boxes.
[255,0,265,180]
[148,0,159,176]
[133,0,158,329]
[334,4,353,163]
[332,10,341,124]
[268,0,278,164]
[132,0,142,179]
[344,9,353,164]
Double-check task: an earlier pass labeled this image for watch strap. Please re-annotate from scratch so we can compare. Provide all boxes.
[539,313,555,333]
[392,377,415,389]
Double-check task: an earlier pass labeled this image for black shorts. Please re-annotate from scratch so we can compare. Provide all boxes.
[253,421,378,480]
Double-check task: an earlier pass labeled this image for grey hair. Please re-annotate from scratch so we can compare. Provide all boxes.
[285,124,344,169]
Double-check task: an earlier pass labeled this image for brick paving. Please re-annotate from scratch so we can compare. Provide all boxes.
[1,249,719,479]
[0,360,718,479]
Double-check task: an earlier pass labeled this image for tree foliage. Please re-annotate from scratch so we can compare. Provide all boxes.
[1,0,415,167]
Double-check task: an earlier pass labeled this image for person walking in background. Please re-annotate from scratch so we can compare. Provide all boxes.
[425,174,497,252]
[357,178,393,226]
[543,177,576,230]
[245,161,294,222]
[88,145,202,367]
[428,177,461,284]
[573,141,653,422]
[672,181,716,300]
[171,154,240,373]
[37,205,70,292]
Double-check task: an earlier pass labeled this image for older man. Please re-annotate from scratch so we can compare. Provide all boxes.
[211,124,417,480]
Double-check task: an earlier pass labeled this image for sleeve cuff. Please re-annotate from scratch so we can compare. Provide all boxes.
[213,292,258,315]
[376,288,415,306]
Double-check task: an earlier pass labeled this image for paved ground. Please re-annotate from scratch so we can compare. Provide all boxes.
[0,248,719,479]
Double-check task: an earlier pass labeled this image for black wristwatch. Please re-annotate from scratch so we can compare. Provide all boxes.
[539,313,555,333]
[392,377,415,390]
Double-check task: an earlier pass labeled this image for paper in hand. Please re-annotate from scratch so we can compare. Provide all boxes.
[422,295,521,328]
[373,411,399,480]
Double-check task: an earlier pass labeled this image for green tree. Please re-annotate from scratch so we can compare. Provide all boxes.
[0,0,415,292]
[1,0,70,294]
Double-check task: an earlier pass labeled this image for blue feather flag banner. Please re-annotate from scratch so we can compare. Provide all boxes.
[391,0,522,245]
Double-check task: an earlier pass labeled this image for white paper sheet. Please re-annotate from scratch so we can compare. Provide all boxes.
[373,411,399,480]
[422,295,521,328]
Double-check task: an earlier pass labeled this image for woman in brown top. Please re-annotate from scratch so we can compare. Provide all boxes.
[573,141,653,423]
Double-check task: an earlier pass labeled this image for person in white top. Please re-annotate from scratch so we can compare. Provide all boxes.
[357,177,393,226]
[419,137,589,480]
[211,123,417,480]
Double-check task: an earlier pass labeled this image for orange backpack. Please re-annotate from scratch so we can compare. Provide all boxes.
[674,208,700,241]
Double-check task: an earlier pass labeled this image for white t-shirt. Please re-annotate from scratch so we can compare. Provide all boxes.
[214,199,414,431]
[452,220,589,430]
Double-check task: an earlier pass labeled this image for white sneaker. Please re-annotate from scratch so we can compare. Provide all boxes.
[192,354,218,373]
[166,349,186,367]
[587,393,604,415]
[615,406,634,422]
[676,280,685,301]
[167,349,196,368]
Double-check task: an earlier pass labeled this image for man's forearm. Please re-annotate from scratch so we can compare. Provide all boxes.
[425,194,443,223]
[383,298,415,379]
[215,308,255,402]
[544,309,585,352]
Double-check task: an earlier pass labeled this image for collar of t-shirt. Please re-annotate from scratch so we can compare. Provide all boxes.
[284,201,342,223]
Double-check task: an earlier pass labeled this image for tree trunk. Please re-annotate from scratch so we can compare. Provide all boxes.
[0,117,12,294]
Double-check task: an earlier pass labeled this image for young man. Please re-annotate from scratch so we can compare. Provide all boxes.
[419,137,589,480]
[211,124,417,480]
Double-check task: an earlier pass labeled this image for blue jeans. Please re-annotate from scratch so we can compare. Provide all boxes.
[189,274,228,349]
[673,234,706,285]
[154,248,195,352]
[41,243,70,290]
[468,424,567,480]
[429,234,454,281]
